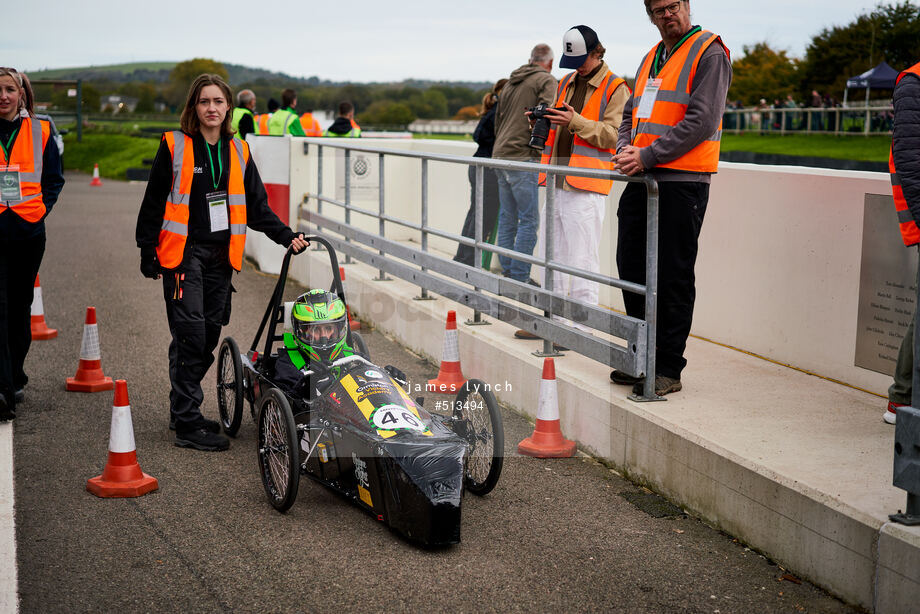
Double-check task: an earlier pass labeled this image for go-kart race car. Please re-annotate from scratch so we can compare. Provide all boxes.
[215,236,503,546]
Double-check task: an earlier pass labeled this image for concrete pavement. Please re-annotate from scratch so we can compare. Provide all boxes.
[5,173,859,612]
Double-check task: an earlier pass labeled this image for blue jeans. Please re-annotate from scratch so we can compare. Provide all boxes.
[495,169,539,281]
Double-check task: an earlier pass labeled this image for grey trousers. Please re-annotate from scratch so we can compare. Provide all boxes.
[889,315,914,405]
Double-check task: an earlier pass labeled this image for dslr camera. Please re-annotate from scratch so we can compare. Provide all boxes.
[528,103,564,151]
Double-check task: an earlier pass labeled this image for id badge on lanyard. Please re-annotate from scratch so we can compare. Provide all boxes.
[0,165,22,202]
[207,190,230,232]
[636,79,662,120]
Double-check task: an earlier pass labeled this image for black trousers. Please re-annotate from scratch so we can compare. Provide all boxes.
[162,243,233,431]
[616,181,709,379]
[0,234,45,406]
[454,166,500,267]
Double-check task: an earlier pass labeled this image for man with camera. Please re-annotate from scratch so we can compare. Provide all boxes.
[535,25,629,339]
[493,44,557,289]
[612,0,731,396]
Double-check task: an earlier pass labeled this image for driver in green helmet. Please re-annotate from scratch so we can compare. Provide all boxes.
[274,289,353,398]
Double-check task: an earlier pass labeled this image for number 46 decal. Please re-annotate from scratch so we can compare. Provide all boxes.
[372,404,425,432]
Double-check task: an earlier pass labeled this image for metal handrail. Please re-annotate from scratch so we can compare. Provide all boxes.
[722,105,895,136]
[296,138,663,401]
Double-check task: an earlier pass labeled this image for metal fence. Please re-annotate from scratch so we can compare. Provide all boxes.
[723,105,894,136]
[295,139,665,400]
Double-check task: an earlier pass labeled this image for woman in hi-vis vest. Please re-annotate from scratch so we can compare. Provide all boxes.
[135,74,308,451]
[0,67,65,421]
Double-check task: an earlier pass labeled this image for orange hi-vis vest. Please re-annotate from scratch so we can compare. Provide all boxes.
[300,113,322,137]
[157,131,250,271]
[257,114,271,135]
[630,29,728,173]
[538,70,627,195]
[0,115,50,223]
[890,62,920,247]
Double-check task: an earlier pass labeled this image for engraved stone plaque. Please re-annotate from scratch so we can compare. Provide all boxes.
[855,193,918,375]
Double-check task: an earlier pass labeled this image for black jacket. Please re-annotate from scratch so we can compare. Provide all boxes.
[136,131,295,257]
[0,116,65,240]
[893,73,920,227]
[472,105,497,158]
[326,117,355,136]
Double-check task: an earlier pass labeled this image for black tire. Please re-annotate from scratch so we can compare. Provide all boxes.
[350,330,370,360]
[453,379,504,495]
[257,388,300,512]
[216,337,244,437]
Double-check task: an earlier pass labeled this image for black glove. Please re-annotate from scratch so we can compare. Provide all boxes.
[140,247,160,279]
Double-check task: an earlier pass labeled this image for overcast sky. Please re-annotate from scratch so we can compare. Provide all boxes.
[6,1,907,83]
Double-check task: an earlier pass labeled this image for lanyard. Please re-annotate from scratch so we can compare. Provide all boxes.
[205,140,223,190]
[651,25,701,78]
[0,129,18,160]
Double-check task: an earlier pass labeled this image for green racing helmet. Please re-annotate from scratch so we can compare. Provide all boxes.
[291,289,349,362]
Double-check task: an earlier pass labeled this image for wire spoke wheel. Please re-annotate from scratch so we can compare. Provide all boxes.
[257,388,300,512]
[216,337,244,436]
[453,379,503,495]
[350,331,370,360]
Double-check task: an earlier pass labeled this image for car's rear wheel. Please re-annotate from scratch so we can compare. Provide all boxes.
[453,379,503,495]
[257,388,300,512]
[216,337,244,437]
[350,330,370,360]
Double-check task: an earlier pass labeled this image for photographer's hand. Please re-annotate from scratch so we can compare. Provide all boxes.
[545,102,575,126]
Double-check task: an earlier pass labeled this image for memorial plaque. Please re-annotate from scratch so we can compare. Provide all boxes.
[335,150,379,202]
[855,193,918,375]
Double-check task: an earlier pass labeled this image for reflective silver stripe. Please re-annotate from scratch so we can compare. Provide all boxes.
[597,75,616,119]
[542,141,553,156]
[675,31,714,94]
[572,144,613,163]
[899,209,914,224]
[892,172,902,187]
[708,129,722,142]
[228,194,247,206]
[558,73,574,101]
[170,131,186,204]
[634,122,672,137]
[656,89,691,104]
[631,125,639,143]
[228,139,248,207]
[30,118,43,178]
[230,223,247,235]
[19,171,42,182]
[161,219,188,235]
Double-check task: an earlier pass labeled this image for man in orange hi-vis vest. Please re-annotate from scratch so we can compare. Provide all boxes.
[611,0,731,396]
[535,25,629,343]
[885,61,920,426]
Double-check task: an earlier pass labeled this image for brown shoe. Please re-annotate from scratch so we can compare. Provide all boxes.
[514,329,541,340]
[632,376,682,396]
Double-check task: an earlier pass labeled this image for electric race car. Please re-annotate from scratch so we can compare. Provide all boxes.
[215,236,503,546]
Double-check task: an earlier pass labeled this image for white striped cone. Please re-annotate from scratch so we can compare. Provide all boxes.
[518,358,575,457]
[90,163,102,186]
[30,274,58,340]
[66,307,113,392]
[427,311,467,393]
[87,380,158,498]
[339,266,360,330]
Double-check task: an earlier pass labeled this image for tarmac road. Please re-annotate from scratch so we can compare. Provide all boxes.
[11,173,858,613]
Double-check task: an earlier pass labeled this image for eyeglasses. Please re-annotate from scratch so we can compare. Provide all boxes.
[651,1,684,18]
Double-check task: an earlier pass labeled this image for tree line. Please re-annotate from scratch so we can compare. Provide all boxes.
[729,1,920,106]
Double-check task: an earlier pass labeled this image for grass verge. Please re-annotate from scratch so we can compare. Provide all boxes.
[62,133,161,180]
[720,133,890,162]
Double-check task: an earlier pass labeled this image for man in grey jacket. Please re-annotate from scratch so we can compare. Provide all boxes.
[493,44,557,288]
[611,0,731,396]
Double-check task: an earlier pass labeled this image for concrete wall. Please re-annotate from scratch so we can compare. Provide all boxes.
[247,136,893,396]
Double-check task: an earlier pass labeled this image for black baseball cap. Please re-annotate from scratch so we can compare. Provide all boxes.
[560,25,600,69]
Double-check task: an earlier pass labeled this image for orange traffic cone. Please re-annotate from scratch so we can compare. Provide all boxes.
[87,380,158,498]
[30,274,58,340]
[89,163,103,186]
[339,266,361,331]
[427,310,467,393]
[518,358,576,458]
[66,307,114,392]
